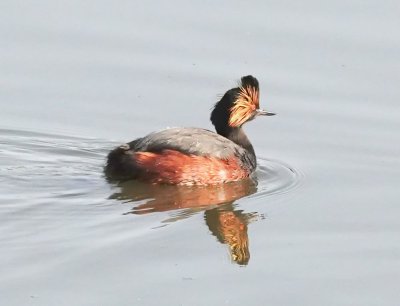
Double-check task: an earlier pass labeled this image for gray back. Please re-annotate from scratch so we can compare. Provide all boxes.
[129,127,246,159]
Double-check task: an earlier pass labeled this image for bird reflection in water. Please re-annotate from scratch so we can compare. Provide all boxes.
[109,178,263,265]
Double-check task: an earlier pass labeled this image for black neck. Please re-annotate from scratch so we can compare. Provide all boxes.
[225,127,255,154]
[210,88,256,166]
[217,126,257,171]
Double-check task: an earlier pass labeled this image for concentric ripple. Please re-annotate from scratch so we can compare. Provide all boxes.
[0,129,301,216]
[255,157,302,197]
[0,129,302,268]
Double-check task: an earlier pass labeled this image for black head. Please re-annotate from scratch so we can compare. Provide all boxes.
[210,75,275,135]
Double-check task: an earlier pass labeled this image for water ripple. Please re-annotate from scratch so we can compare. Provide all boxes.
[1,129,301,214]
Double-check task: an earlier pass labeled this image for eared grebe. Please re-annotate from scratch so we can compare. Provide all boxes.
[105,75,275,185]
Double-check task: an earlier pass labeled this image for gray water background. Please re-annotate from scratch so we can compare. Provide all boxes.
[1,1,400,305]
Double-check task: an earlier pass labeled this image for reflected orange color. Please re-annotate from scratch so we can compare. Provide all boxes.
[109,178,262,265]
[205,208,258,265]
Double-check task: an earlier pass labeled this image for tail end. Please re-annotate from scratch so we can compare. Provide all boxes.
[104,144,139,180]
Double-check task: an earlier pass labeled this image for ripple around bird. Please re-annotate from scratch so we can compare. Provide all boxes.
[0,129,301,215]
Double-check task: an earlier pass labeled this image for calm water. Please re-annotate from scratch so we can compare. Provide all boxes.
[1,1,400,305]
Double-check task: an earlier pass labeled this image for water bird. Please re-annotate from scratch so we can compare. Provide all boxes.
[105,75,275,185]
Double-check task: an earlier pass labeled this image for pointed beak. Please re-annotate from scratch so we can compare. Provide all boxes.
[257,109,276,116]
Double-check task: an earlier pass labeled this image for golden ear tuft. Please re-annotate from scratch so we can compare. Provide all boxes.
[228,86,259,127]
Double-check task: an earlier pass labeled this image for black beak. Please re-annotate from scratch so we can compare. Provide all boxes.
[257,109,276,116]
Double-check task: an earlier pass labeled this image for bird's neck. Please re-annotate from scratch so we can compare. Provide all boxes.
[216,125,256,160]
[227,127,255,155]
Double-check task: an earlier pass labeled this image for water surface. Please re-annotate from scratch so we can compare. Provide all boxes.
[1,0,400,305]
